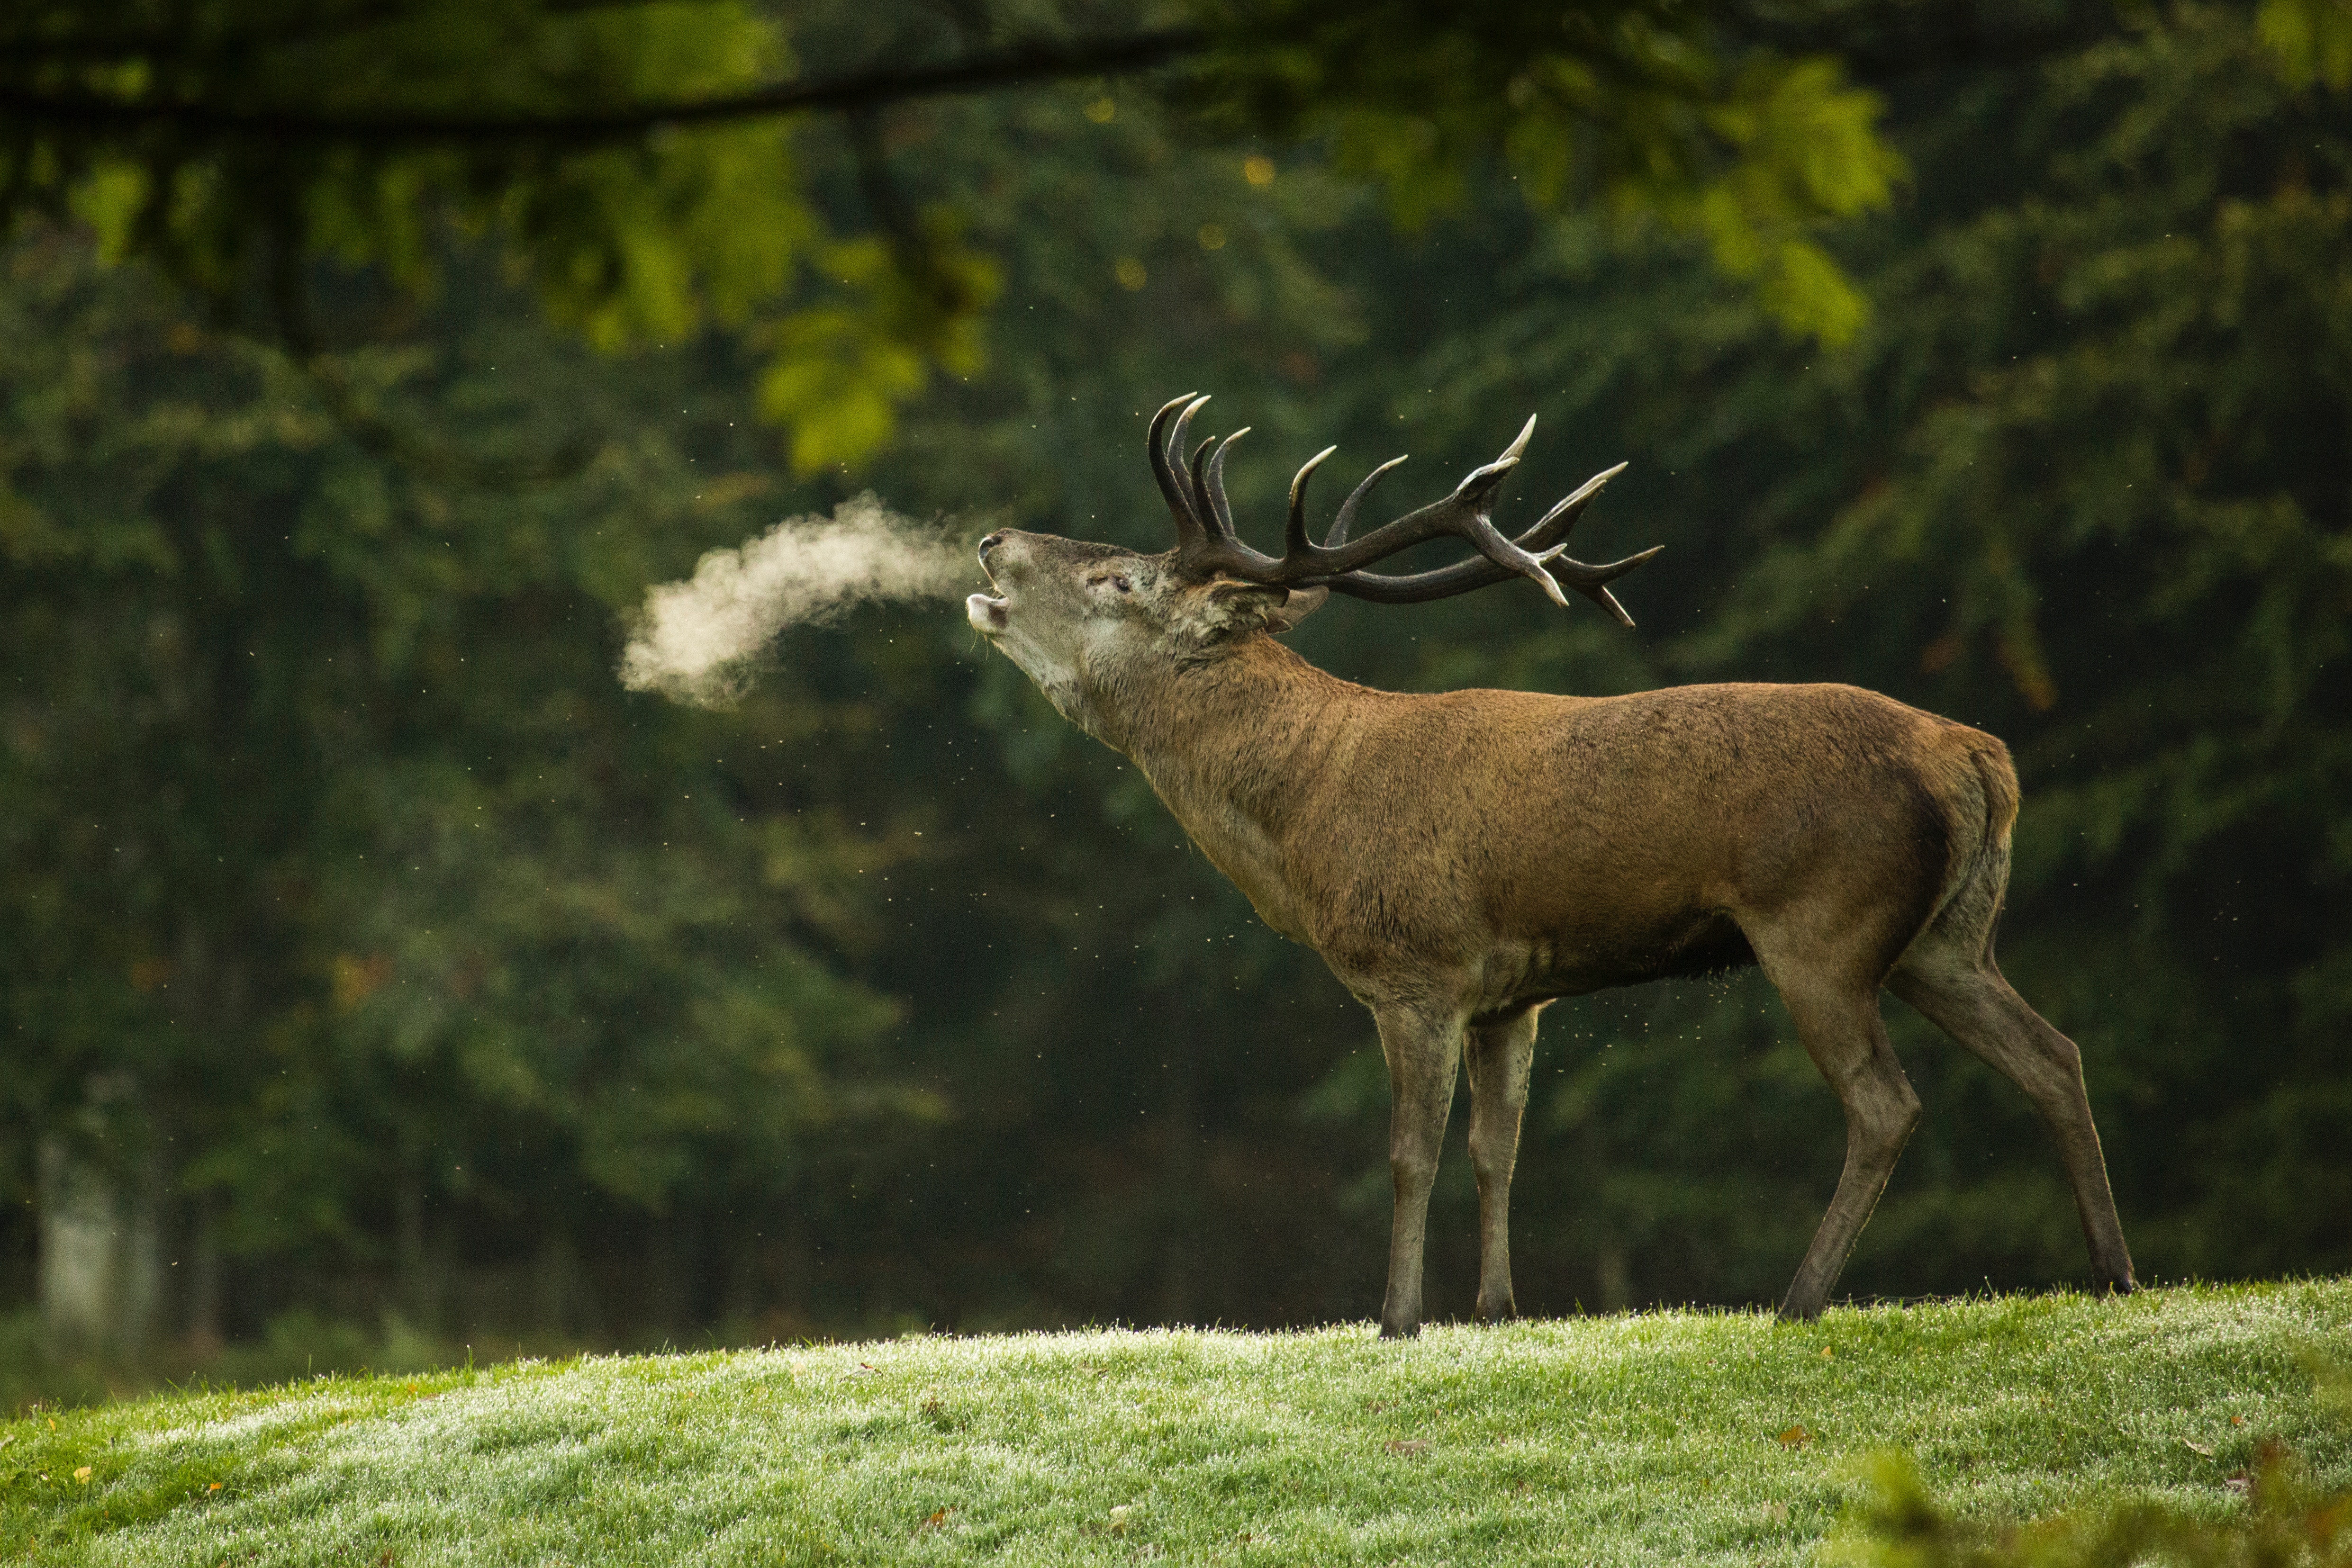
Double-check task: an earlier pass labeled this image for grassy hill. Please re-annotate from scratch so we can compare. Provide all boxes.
[5,1280,2349,1566]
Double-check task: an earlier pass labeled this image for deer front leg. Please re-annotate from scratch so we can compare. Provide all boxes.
[1465,1006,1539,1323]
[1375,1005,1464,1340]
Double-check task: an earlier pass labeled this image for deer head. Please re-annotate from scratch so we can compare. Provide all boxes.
[967,392,1663,735]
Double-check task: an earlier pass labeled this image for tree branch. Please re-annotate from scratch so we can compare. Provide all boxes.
[0,27,1206,146]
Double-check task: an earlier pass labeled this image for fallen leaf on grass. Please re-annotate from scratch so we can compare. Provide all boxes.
[2182,1437,2215,1456]
[2230,1415,2247,1427]
[208,1482,222,1492]
[73,1467,91,1484]
[1763,1501,1791,1524]
[2225,1477,2252,1497]
[1820,1346,1834,1360]
[1109,1505,1135,1535]
[915,1506,952,1535]
[1385,1439,1429,1457]
[1776,1425,1811,1450]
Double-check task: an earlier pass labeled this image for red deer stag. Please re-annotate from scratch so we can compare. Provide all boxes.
[968,392,2136,1334]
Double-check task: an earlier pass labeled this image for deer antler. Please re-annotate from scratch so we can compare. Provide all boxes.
[1145,393,1661,626]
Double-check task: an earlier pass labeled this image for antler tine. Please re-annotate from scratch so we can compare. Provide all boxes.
[1202,428,1252,543]
[1185,435,1219,540]
[1308,421,1528,577]
[1286,445,1339,557]
[1314,464,1658,622]
[1499,413,1536,464]
[1150,393,1207,546]
[1327,456,1408,548]
[1563,545,1666,627]
[1167,397,1213,533]
[1529,461,1628,541]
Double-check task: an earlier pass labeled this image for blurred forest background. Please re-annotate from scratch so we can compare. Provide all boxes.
[2,0,2347,1405]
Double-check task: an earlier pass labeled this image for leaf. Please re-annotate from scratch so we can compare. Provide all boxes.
[2260,0,2352,88]
[1777,1424,1812,1449]
[915,1506,951,1533]
[1385,1439,1429,1457]
[73,1466,93,1484]
[2184,1437,2216,1456]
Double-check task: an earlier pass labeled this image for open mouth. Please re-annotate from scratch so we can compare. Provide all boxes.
[968,544,1009,633]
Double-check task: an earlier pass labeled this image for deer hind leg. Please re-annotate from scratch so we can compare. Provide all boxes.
[1754,944,1922,1321]
[1889,941,2137,1294]
[1374,1004,1465,1340]
[1464,1005,1539,1324]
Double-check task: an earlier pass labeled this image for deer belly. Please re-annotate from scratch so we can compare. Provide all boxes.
[1515,909,1759,998]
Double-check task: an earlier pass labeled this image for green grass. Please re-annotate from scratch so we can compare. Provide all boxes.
[5,1280,2349,1566]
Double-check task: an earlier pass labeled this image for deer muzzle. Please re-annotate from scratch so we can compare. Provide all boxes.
[968,532,1010,632]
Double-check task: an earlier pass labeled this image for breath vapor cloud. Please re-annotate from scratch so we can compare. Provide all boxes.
[621,495,975,707]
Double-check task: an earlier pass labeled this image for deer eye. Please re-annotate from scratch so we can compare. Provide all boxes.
[1113,576,1132,593]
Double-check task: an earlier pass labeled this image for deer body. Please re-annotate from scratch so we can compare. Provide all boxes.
[1117,640,1990,998]
[970,395,2137,1333]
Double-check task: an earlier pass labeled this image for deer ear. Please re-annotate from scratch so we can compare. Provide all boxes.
[1194,578,1296,639]
[1266,585,1328,634]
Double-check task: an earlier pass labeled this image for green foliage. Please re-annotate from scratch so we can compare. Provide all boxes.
[20,1,805,323]
[2261,0,2352,88]
[1195,0,1902,341]
[1831,1446,2352,1568]
[3,0,1918,469]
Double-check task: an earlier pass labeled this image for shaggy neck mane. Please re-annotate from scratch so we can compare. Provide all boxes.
[1106,636,1357,836]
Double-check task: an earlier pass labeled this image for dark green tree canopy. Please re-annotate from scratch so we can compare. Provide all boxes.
[2,0,1913,468]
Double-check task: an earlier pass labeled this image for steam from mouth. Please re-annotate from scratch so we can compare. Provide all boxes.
[620,494,976,708]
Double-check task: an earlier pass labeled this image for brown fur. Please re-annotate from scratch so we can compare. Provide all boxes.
[970,529,2136,1332]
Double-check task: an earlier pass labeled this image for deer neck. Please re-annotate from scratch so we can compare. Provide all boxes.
[1102,636,1354,944]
